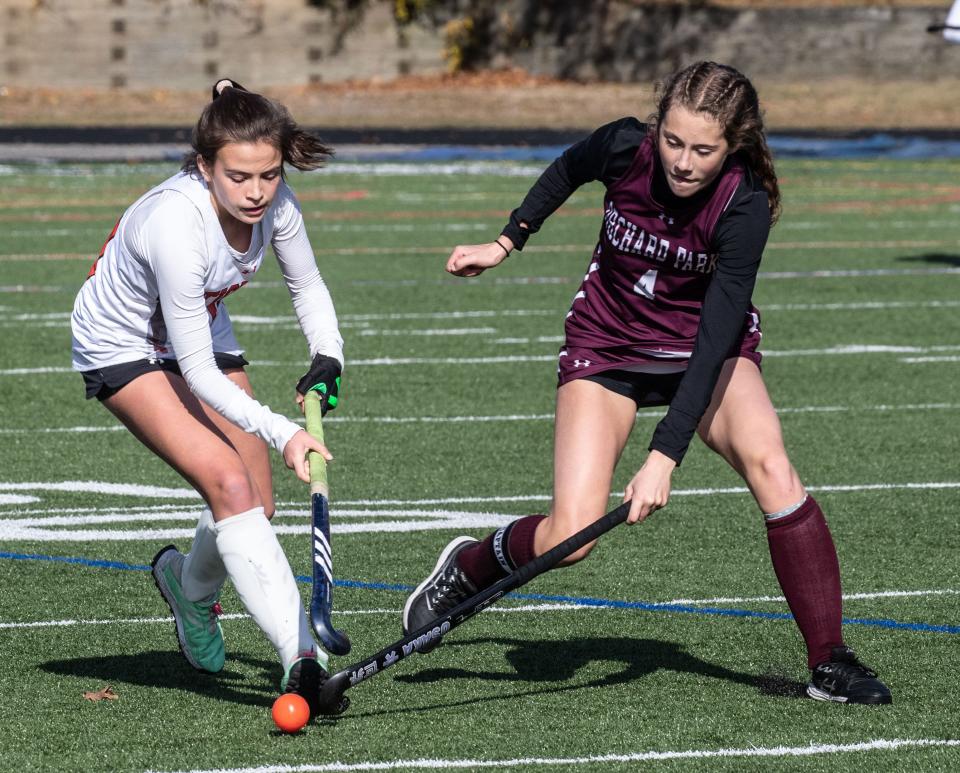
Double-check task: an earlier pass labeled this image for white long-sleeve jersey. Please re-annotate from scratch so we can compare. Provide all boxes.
[71,171,344,454]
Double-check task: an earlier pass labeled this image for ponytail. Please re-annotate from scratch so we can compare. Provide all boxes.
[183,78,332,175]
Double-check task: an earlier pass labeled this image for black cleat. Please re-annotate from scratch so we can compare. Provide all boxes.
[282,655,349,719]
[806,646,892,705]
[402,536,479,653]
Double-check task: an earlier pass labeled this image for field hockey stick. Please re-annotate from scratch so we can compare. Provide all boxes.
[927,23,960,32]
[316,500,632,714]
[304,390,351,656]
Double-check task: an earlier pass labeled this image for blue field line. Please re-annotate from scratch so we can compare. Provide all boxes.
[0,550,151,572]
[3,550,958,635]
[507,590,960,634]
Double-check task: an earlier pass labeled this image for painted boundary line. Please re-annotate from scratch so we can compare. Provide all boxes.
[5,343,960,377]
[3,298,960,325]
[1,551,957,636]
[0,609,397,630]
[3,478,960,507]
[145,737,960,772]
[2,401,958,435]
[2,266,960,297]
[5,241,960,261]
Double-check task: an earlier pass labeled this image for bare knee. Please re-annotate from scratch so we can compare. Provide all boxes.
[203,468,259,515]
[742,450,803,506]
[753,451,796,487]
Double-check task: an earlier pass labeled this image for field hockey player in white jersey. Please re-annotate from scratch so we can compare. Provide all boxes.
[71,79,346,719]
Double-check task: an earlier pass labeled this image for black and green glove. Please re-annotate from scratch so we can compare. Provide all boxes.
[296,354,342,415]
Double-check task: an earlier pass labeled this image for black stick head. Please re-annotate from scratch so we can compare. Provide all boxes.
[317,669,351,716]
[313,618,352,656]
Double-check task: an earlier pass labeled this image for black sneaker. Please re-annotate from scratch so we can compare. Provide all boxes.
[806,646,892,705]
[282,655,349,718]
[402,536,479,653]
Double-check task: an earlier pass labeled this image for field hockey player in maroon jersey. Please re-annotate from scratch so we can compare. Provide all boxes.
[403,61,891,705]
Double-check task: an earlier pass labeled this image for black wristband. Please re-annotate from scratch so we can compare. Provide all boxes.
[495,238,512,258]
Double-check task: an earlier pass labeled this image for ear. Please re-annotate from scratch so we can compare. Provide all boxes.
[196,154,213,183]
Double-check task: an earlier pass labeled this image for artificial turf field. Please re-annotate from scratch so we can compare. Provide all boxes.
[0,155,958,772]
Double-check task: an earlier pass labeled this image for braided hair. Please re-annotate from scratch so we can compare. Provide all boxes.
[650,62,780,225]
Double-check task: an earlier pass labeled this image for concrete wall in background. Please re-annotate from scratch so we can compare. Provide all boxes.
[0,0,446,89]
[1,1,957,89]
[504,3,960,81]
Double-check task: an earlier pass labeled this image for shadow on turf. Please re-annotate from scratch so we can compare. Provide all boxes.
[39,650,279,708]
[896,252,960,267]
[330,636,805,721]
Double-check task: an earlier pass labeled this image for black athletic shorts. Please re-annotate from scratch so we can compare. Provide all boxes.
[81,353,249,401]
[582,368,686,408]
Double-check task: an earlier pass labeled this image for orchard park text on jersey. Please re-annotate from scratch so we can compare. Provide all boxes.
[603,203,718,274]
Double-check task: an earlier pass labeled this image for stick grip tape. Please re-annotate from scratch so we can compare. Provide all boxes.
[304,390,328,496]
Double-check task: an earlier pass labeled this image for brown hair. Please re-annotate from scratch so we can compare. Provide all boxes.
[651,62,780,225]
[182,79,332,175]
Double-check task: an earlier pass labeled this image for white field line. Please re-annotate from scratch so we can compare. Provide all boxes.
[779,219,960,230]
[0,309,557,324]
[357,327,497,337]
[0,425,127,435]
[15,240,955,263]
[760,266,960,279]
[2,508,511,527]
[315,480,960,507]
[21,214,944,236]
[8,344,960,376]
[0,481,201,499]
[6,297,960,332]
[145,738,960,773]
[320,161,549,176]
[0,495,38,505]
[3,401,959,436]
[902,356,960,363]
[2,299,959,325]
[2,263,960,297]
[241,265,960,289]
[2,481,959,511]
[0,285,63,294]
[3,481,960,541]
[3,480,959,511]
[5,587,957,631]
[8,218,949,239]
[667,588,960,605]
[342,309,556,322]
[0,610,397,631]
[763,343,960,358]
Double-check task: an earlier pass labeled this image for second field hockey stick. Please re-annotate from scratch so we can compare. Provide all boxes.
[316,500,632,714]
[305,390,351,656]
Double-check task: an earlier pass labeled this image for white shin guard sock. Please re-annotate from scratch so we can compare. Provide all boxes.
[181,508,227,601]
[214,507,325,670]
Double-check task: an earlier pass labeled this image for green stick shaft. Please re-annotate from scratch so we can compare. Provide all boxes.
[304,391,328,496]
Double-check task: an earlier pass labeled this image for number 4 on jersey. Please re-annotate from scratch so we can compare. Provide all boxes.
[633,269,658,300]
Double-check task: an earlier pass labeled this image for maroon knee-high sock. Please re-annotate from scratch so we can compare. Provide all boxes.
[765,495,844,669]
[458,514,546,589]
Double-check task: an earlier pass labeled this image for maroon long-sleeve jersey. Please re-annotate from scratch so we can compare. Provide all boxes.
[501,118,771,463]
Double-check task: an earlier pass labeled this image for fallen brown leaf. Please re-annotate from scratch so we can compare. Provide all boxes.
[82,685,119,702]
